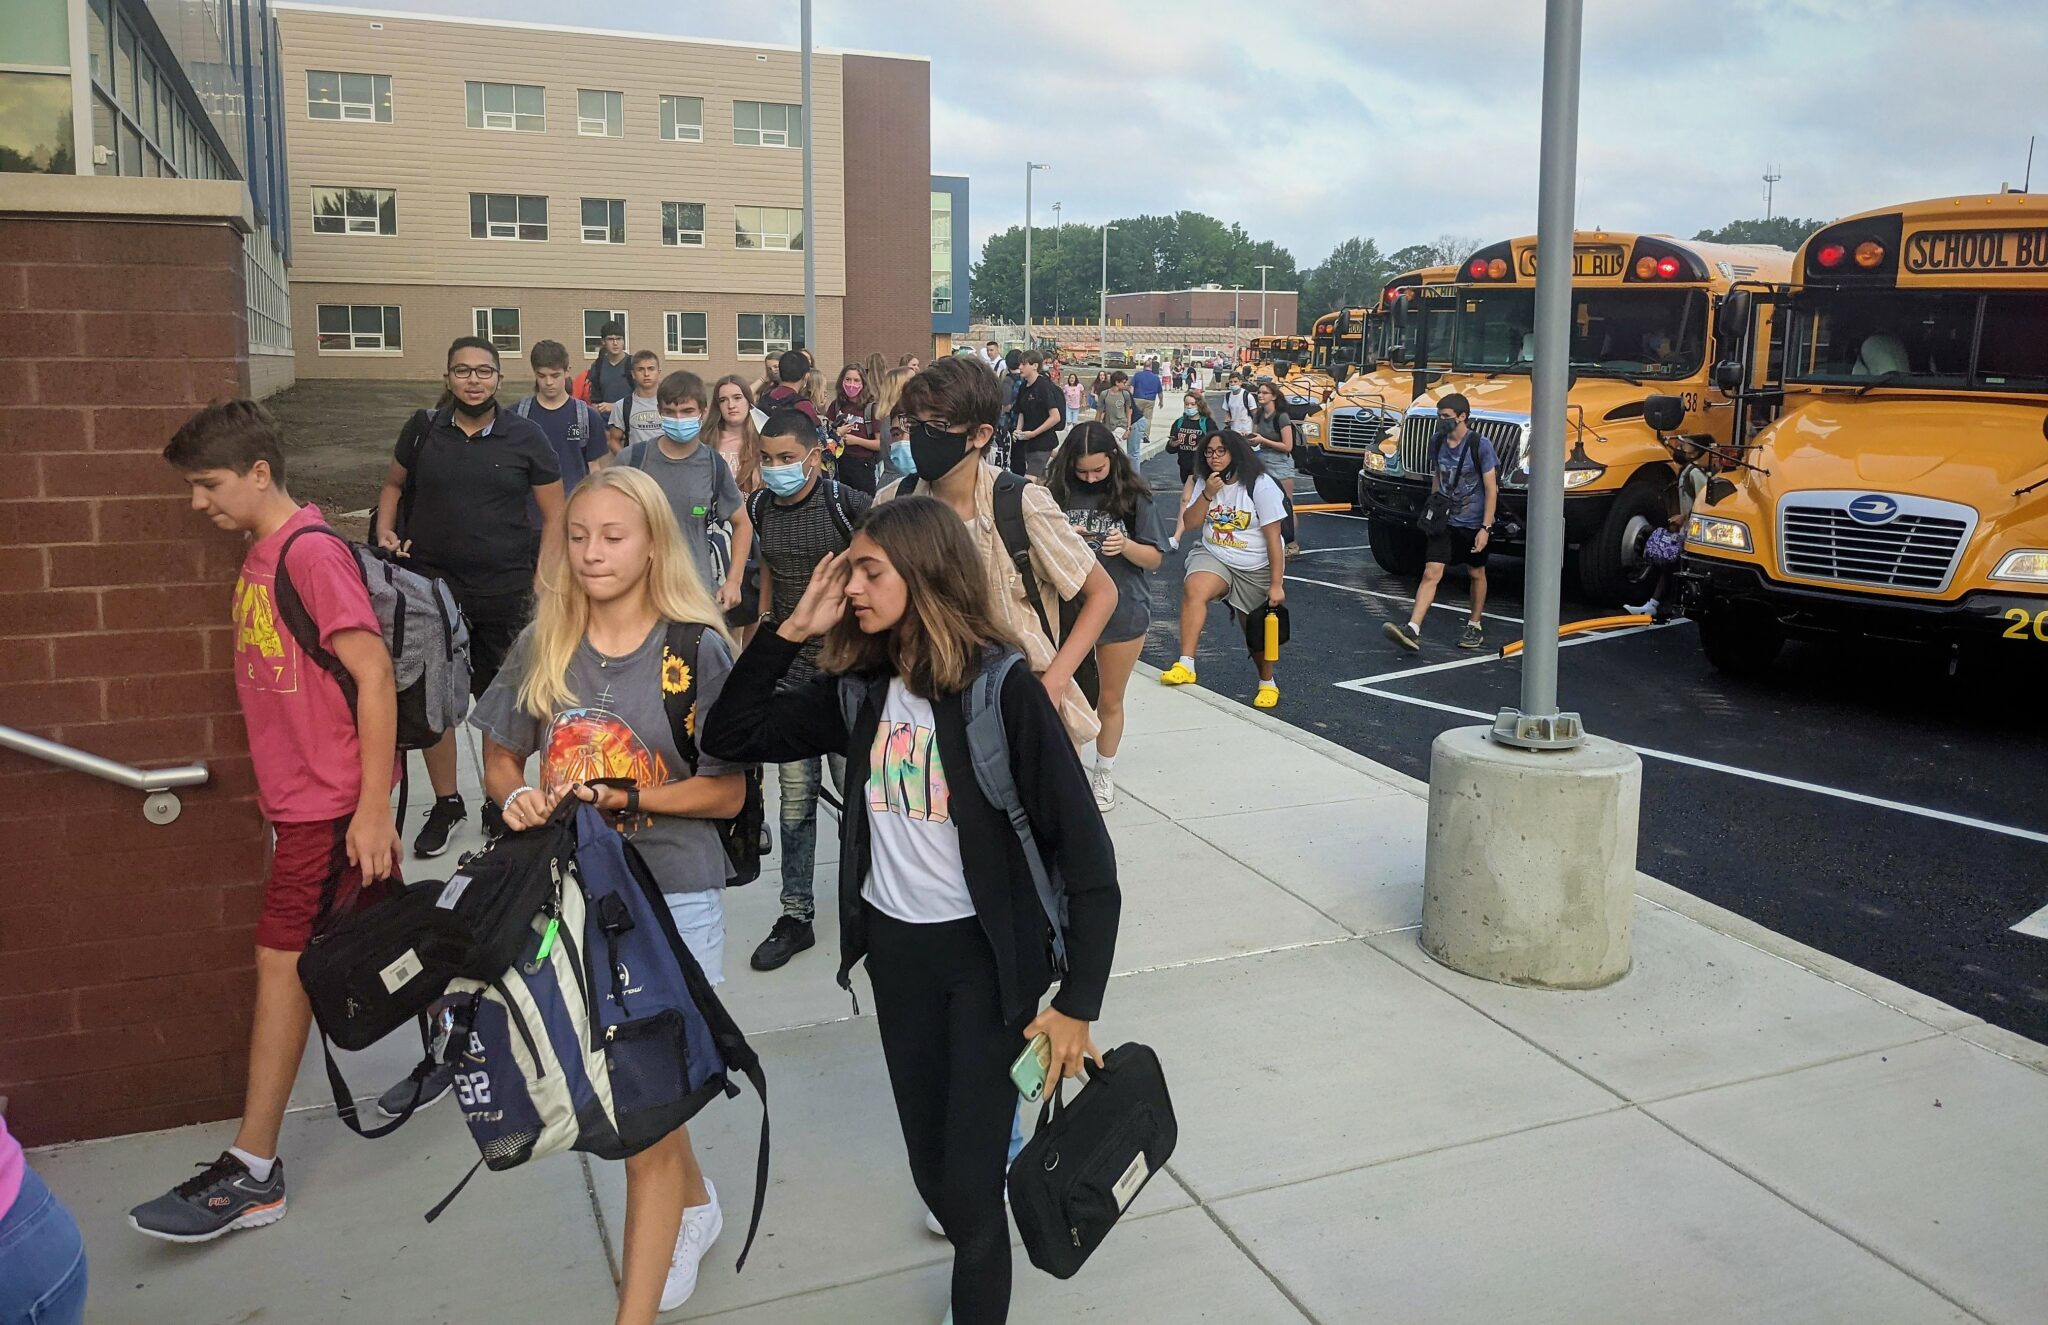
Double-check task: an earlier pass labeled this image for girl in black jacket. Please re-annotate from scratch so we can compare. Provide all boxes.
[702,495,1119,1325]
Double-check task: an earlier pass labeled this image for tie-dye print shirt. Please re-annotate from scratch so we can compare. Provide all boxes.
[861,678,973,922]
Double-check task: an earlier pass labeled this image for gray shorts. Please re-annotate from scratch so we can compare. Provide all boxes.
[1185,545,1274,618]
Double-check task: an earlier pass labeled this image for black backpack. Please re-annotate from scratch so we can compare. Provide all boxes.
[660,622,766,886]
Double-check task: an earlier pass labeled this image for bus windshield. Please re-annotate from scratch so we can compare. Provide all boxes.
[1785,290,2048,392]
[1453,288,1707,380]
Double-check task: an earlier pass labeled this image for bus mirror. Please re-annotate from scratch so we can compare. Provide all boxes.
[1335,363,1353,384]
[1388,343,1408,361]
[1714,360,1743,394]
[1642,395,1686,433]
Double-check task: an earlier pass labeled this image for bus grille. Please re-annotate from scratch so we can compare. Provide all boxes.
[1778,496,1973,593]
[1399,415,1527,479]
[1329,408,1396,455]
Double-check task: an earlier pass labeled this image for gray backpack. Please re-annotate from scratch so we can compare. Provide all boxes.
[837,649,1069,973]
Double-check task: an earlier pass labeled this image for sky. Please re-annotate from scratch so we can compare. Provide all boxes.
[292,0,2046,271]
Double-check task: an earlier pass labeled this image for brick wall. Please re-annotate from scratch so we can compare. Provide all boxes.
[1105,290,1302,334]
[841,54,934,364]
[0,212,270,1144]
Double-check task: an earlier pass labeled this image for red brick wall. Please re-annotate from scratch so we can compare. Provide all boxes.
[841,54,933,364]
[0,215,268,1144]
[1106,289,1301,333]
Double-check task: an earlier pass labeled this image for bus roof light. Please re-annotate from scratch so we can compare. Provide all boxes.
[1853,240,1886,269]
[1634,256,1658,279]
[1468,258,1489,279]
[1816,242,1847,269]
[1486,257,1509,279]
[1655,256,1681,279]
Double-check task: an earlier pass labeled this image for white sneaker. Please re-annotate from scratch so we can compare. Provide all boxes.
[924,1207,946,1237]
[1624,599,1657,617]
[659,1180,723,1311]
[1089,763,1116,812]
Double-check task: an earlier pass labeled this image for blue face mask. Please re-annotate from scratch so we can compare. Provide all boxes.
[660,415,702,443]
[888,440,916,474]
[760,459,809,497]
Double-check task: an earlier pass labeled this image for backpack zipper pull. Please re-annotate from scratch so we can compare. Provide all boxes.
[534,915,560,964]
[1070,1227,1082,1247]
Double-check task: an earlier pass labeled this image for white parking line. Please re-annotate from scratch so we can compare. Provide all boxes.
[1334,620,1675,687]
[1284,573,1525,626]
[2012,904,2048,940]
[1341,684,2048,848]
[1287,544,1376,555]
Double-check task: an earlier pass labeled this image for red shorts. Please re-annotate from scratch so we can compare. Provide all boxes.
[255,817,400,952]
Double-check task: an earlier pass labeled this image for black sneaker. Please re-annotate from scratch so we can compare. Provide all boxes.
[480,796,506,840]
[1458,621,1485,650]
[413,794,466,858]
[750,916,816,972]
[377,1054,460,1119]
[129,1152,286,1243]
[1383,620,1422,652]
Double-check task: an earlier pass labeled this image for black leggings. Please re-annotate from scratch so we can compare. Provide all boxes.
[864,905,1031,1324]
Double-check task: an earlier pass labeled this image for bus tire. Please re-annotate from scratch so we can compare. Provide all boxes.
[1577,479,1672,604]
[1314,471,1357,504]
[1368,515,1427,577]
[1698,601,1784,676]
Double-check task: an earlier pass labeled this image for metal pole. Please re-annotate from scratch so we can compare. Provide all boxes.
[1052,201,1061,321]
[1024,162,1047,346]
[1100,223,1115,364]
[1496,0,1585,751]
[1255,264,1273,334]
[800,0,816,357]
[1232,286,1242,363]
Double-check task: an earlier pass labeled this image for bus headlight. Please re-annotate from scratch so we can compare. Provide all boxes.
[1990,549,2048,582]
[1686,514,1752,552]
[1363,450,1388,473]
[1563,466,1605,489]
[1303,420,1322,439]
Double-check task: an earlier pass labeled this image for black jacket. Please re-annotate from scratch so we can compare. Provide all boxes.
[702,630,1120,1022]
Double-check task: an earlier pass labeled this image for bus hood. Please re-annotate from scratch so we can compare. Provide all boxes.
[1764,396,2048,490]
[1411,376,1651,429]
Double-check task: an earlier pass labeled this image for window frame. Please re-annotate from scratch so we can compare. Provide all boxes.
[469,192,548,242]
[659,94,703,142]
[664,311,709,359]
[311,186,396,237]
[576,88,623,138]
[732,100,804,149]
[306,70,392,122]
[466,80,546,133]
[661,201,706,247]
[316,303,403,354]
[736,312,804,359]
[734,205,803,252]
[584,309,630,357]
[580,197,626,245]
[472,307,523,353]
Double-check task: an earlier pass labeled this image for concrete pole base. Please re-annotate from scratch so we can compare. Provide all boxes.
[1420,726,1640,989]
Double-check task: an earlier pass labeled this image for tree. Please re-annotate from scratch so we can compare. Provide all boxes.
[1692,217,1828,250]
[1302,237,1393,317]
[970,211,1302,323]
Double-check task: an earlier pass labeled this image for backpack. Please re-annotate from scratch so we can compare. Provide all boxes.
[656,622,766,887]
[837,649,1070,974]
[273,525,471,754]
[511,395,605,479]
[623,442,736,586]
[744,478,861,550]
[431,802,771,1270]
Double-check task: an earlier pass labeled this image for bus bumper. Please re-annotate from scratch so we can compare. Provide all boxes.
[1301,443,1362,485]
[1679,556,2048,643]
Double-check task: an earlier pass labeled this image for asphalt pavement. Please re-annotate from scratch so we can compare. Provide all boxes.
[1136,453,2048,1046]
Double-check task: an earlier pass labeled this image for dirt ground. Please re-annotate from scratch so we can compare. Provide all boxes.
[263,377,451,538]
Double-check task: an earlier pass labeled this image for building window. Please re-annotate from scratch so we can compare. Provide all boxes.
[311,186,396,236]
[665,311,708,358]
[931,190,955,314]
[577,88,622,137]
[732,100,802,148]
[661,202,705,247]
[659,95,702,142]
[584,309,629,356]
[580,198,625,244]
[737,313,803,359]
[470,193,547,241]
[735,205,802,251]
[466,80,545,132]
[473,307,522,352]
[0,72,75,175]
[317,304,402,353]
[306,70,391,122]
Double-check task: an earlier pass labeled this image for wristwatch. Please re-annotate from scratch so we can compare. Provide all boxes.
[623,786,640,817]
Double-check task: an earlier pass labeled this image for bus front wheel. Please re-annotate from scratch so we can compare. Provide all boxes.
[1698,601,1785,676]
[1368,515,1427,577]
[1577,481,1672,604]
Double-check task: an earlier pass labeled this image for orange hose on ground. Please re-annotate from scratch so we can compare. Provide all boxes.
[1499,614,1653,658]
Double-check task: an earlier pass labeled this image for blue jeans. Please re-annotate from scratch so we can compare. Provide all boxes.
[778,754,844,922]
[0,1168,87,1325]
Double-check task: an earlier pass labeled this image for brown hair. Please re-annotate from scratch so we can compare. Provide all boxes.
[900,355,1001,431]
[833,362,875,411]
[708,374,762,490]
[818,496,1025,696]
[656,370,707,411]
[163,399,288,485]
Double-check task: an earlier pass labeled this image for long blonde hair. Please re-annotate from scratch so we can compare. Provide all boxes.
[518,466,735,718]
[874,365,915,434]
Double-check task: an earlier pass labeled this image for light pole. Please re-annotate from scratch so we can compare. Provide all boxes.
[800,0,815,358]
[1232,284,1243,364]
[1024,161,1048,346]
[1051,201,1061,322]
[1255,263,1273,334]
[1099,223,1116,366]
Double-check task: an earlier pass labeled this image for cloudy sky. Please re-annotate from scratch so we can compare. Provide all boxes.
[296,0,2045,269]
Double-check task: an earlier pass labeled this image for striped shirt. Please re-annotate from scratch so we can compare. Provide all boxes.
[755,479,871,685]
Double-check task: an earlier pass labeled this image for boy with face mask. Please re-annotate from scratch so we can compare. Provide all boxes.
[1384,392,1498,652]
[741,411,873,970]
[618,371,754,610]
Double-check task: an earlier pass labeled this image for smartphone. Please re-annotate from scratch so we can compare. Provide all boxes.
[1009,1033,1052,1103]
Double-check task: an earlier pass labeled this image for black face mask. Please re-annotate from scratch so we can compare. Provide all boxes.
[1069,475,1109,494]
[908,419,975,480]
[1434,417,1458,441]
[452,394,498,420]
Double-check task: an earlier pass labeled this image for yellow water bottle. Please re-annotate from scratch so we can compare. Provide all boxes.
[1264,609,1280,663]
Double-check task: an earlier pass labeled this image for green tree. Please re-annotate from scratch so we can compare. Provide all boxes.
[1302,237,1393,317]
[1692,217,1828,250]
[971,211,1302,323]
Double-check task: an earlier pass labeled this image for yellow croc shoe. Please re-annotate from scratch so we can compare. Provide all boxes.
[1253,683,1281,709]
[1159,662,1198,686]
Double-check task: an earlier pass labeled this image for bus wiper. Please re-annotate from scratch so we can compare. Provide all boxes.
[1574,364,1643,386]
[1853,370,1909,397]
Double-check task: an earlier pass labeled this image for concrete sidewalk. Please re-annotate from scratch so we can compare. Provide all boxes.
[32,672,2048,1323]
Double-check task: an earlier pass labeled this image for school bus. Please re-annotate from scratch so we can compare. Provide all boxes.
[1299,267,1457,503]
[1678,193,2048,672]
[1357,234,1793,601]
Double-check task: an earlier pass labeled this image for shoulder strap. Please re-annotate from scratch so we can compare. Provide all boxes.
[624,440,647,471]
[896,474,919,497]
[661,621,706,773]
[825,479,856,545]
[511,396,533,419]
[745,486,773,532]
[990,472,1054,642]
[961,650,1069,974]
[836,672,886,744]
[273,525,371,713]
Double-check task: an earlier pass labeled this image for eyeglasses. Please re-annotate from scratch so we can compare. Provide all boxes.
[449,365,501,380]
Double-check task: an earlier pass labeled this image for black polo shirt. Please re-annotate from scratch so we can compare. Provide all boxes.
[395,404,560,595]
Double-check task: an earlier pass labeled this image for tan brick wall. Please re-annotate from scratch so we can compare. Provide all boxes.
[0,213,271,1144]
[840,54,932,364]
[1106,289,1301,334]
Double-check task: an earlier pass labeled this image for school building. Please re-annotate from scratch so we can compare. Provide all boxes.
[1105,285,1301,336]
[272,3,942,383]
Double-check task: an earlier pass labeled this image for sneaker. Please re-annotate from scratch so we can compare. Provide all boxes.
[413,794,466,858]
[750,916,816,972]
[1383,620,1421,652]
[1089,763,1116,812]
[1623,599,1657,618]
[129,1153,286,1243]
[1253,684,1281,710]
[1158,661,1198,686]
[1458,622,1485,650]
[1286,541,1303,556]
[660,1180,723,1311]
[376,1053,458,1119]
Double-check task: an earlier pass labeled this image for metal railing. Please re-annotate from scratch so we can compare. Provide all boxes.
[0,724,208,824]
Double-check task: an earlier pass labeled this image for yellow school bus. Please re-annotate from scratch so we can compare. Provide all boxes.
[1358,234,1793,600]
[1299,267,1457,503]
[1679,193,2048,671]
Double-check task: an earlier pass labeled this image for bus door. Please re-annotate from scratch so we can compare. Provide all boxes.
[1714,283,1788,457]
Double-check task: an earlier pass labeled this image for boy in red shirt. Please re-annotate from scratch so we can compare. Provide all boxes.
[130,400,402,1242]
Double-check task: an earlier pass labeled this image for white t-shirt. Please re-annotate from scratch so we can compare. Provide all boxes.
[1189,475,1287,571]
[862,679,974,923]
[610,393,664,448]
